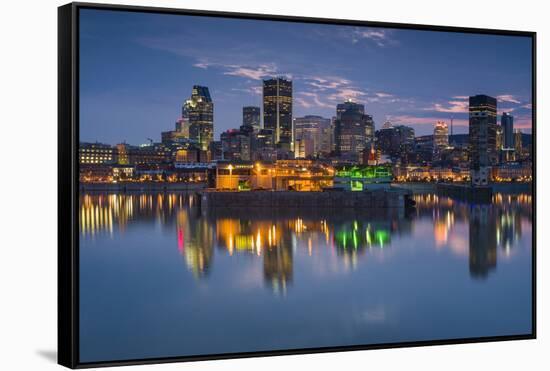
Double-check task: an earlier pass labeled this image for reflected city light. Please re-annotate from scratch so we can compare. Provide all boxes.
[80,191,532,289]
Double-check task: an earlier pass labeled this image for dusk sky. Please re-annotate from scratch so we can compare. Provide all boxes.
[80,8,533,145]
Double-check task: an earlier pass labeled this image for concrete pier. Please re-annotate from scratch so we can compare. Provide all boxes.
[201,189,410,210]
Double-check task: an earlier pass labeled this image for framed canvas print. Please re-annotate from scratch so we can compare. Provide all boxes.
[58,2,536,368]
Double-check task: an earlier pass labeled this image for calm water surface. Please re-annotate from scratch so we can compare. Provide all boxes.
[79,192,532,362]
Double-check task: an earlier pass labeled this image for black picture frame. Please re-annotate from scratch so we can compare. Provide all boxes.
[58,2,537,368]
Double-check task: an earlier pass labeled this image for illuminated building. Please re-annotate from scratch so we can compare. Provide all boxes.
[263,78,293,151]
[214,160,334,191]
[293,115,332,158]
[514,129,523,157]
[376,125,415,157]
[382,120,393,129]
[243,106,261,132]
[183,85,214,151]
[496,125,504,151]
[116,143,130,165]
[128,143,172,165]
[221,129,251,161]
[433,121,449,148]
[334,100,371,158]
[414,135,434,164]
[174,146,208,164]
[215,162,255,191]
[361,143,379,166]
[501,112,514,149]
[273,160,334,191]
[491,163,532,182]
[333,165,392,191]
[79,142,115,164]
[469,95,497,186]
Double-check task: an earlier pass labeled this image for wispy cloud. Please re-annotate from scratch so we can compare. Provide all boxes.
[223,64,279,80]
[351,28,397,47]
[497,94,521,104]
[426,98,469,113]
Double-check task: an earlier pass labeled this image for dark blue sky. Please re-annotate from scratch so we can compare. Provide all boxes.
[79,8,533,145]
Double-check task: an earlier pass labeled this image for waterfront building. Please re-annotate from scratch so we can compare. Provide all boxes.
[243,106,261,132]
[183,85,214,151]
[491,162,532,182]
[501,112,514,149]
[214,160,334,191]
[79,142,115,165]
[111,165,135,180]
[333,165,392,191]
[263,78,293,151]
[469,94,497,186]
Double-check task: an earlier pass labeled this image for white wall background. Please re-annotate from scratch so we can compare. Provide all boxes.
[0,0,546,370]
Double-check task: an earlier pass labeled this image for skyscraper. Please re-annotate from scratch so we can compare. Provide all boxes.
[469,94,497,186]
[242,106,261,132]
[501,112,514,149]
[364,114,375,144]
[514,129,523,157]
[263,78,293,151]
[183,85,213,151]
[433,121,449,148]
[293,115,332,158]
[334,100,372,157]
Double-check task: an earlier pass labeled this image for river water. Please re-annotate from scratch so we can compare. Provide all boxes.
[79,191,533,362]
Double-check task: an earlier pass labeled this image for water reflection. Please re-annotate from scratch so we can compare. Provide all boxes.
[80,192,532,290]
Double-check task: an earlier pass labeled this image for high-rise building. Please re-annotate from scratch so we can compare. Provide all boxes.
[469,94,497,186]
[364,114,375,144]
[263,78,293,151]
[183,85,214,151]
[220,129,251,161]
[334,100,373,158]
[376,125,415,157]
[433,121,449,148]
[501,112,514,149]
[242,106,261,132]
[514,129,523,157]
[496,125,504,151]
[293,115,332,158]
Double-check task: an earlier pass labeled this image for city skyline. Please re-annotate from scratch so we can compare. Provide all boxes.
[80,9,533,145]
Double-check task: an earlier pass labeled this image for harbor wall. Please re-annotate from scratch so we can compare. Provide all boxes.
[201,189,409,210]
